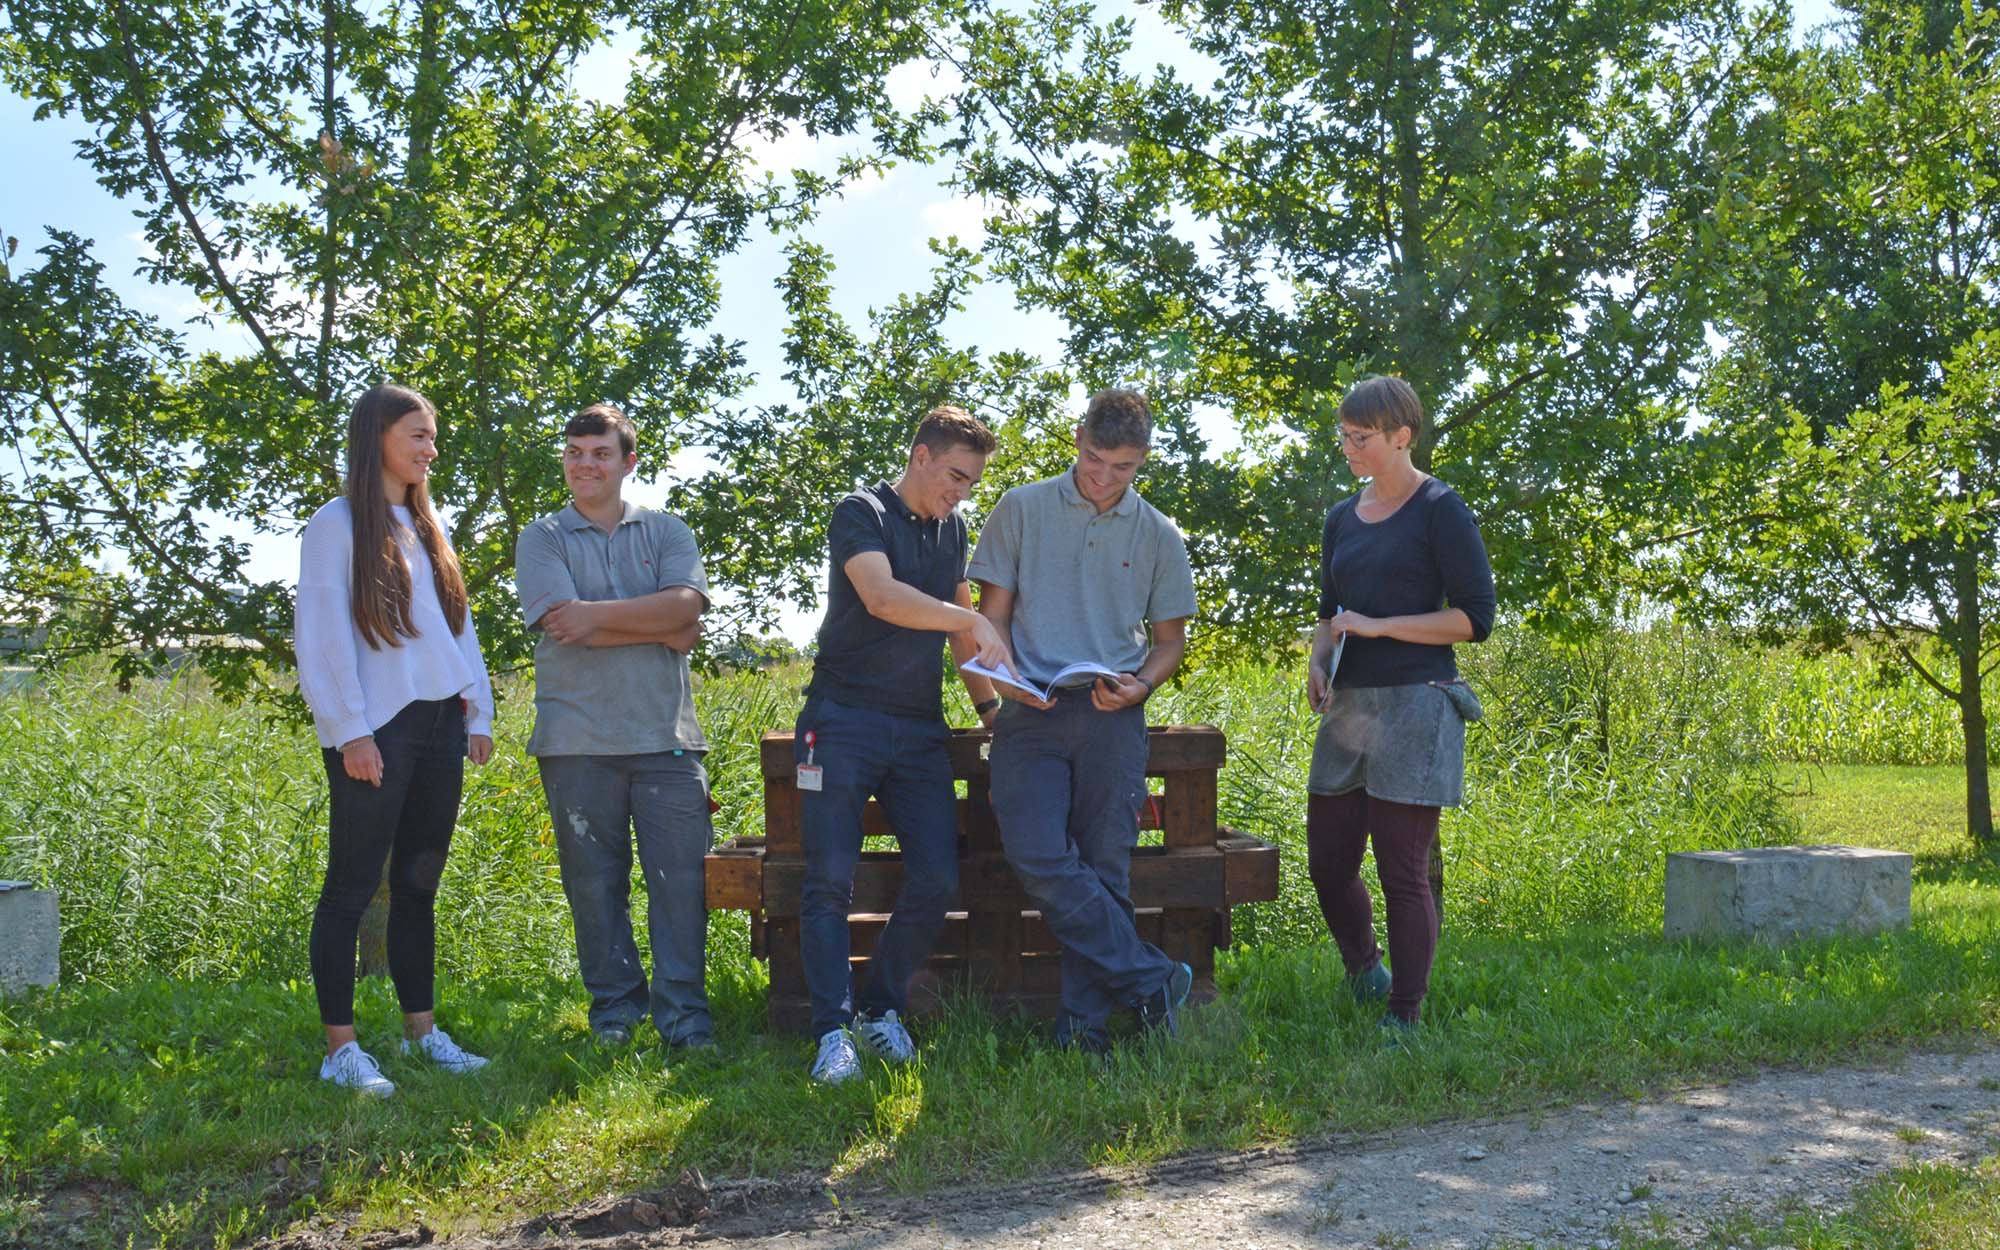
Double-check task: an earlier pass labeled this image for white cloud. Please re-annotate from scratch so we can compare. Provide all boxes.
[919,195,988,249]
[884,56,965,113]
[572,22,645,107]
[742,121,859,181]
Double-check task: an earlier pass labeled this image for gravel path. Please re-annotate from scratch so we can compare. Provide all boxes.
[263,1041,2000,1250]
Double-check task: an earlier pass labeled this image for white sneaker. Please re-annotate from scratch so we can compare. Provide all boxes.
[854,1010,917,1063]
[320,1041,395,1097]
[810,1027,861,1084]
[400,1027,490,1073]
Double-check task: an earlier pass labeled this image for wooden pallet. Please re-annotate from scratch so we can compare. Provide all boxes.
[704,724,1280,1032]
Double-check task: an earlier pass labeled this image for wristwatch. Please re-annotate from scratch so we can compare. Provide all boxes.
[974,697,1001,715]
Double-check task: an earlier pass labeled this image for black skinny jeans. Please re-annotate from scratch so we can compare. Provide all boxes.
[308,697,466,1026]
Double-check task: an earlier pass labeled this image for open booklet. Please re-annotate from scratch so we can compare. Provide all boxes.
[959,657,1123,703]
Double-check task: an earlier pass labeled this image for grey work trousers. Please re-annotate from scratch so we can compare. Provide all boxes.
[537,751,714,1044]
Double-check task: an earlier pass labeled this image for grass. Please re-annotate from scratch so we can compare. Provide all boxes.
[1786,763,1989,859]
[1609,1154,2000,1250]
[5,898,1998,1247]
[1,634,1996,1247]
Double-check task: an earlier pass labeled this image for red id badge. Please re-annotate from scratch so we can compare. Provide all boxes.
[797,731,824,792]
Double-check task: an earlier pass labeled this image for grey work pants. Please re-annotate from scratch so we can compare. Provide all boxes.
[537,751,714,1044]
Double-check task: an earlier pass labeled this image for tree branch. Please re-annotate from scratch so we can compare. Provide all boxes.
[110,2,312,400]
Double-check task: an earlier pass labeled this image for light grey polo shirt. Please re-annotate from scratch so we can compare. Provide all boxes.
[966,470,1198,685]
[515,502,708,757]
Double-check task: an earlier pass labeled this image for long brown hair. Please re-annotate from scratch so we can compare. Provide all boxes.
[343,383,469,649]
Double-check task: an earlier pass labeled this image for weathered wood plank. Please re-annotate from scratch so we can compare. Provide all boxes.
[1161,769,1218,847]
[760,847,1231,917]
[762,776,802,855]
[1219,833,1281,903]
[704,846,765,910]
[759,725,1226,779]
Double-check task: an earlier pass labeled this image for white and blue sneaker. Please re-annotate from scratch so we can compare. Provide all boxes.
[320,1041,396,1097]
[855,1010,917,1064]
[400,1027,490,1073]
[810,1027,862,1084]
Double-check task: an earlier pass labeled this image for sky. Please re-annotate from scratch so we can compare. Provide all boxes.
[1,1,1843,642]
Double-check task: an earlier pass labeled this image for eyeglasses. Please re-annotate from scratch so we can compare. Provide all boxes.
[1336,428,1381,449]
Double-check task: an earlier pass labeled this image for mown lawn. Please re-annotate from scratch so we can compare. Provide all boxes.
[1786,762,1992,857]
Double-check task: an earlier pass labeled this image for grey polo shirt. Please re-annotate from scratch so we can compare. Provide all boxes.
[515,502,708,757]
[966,470,1198,684]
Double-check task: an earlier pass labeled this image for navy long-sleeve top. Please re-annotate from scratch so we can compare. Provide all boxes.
[1316,476,1496,688]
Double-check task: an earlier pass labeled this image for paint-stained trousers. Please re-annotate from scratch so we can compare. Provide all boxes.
[537,752,714,1044]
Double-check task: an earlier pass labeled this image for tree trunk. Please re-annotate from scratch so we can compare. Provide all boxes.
[1953,545,1995,844]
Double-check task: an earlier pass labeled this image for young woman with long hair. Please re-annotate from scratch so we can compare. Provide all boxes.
[295,383,496,1095]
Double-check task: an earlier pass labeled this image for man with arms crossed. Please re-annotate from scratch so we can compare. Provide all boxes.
[798,404,1012,1083]
[968,388,1198,1053]
[515,404,715,1054]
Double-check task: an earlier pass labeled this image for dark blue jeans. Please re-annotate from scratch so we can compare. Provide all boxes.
[538,752,715,1045]
[987,691,1176,1045]
[795,696,960,1038]
[309,697,466,1027]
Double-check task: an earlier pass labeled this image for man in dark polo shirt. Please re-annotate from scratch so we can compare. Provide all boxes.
[969,388,1199,1054]
[796,405,1012,1084]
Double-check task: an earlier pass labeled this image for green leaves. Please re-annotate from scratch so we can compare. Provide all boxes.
[1676,0,2000,840]
[1,0,956,674]
[939,0,1759,651]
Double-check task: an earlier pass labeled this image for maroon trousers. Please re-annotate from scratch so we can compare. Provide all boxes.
[1305,791,1441,1022]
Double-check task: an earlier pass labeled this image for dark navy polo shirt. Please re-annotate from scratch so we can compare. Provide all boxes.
[1316,476,1496,688]
[806,482,968,719]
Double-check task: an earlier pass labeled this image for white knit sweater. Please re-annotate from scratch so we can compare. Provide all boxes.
[294,497,496,749]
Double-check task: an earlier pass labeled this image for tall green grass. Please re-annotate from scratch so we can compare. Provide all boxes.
[1,629,1818,984]
[0,664,792,986]
[1156,627,1799,947]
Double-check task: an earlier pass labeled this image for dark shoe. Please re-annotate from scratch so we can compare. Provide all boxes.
[591,1024,633,1048]
[1053,1013,1113,1058]
[1137,962,1194,1038]
[1346,961,1392,1006]
[1055,1030,1113,1059]
[1377,1012,1420,1047]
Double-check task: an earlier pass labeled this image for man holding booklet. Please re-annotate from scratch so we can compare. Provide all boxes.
[966,388,1200,1053]
[792,405,1009,1084]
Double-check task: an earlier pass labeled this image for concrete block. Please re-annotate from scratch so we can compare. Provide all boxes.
[0,881,59,994]
[1665,846,1911,942]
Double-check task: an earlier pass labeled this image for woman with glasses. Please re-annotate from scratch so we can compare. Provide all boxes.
[295,383,497,1095]
[1304,375,1495,1036]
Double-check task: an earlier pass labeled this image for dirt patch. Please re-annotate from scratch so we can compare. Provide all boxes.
[244,1040,2000,1250]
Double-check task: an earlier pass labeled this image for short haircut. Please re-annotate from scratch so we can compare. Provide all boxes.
[1081,388,1152,450]
[1337,375,1424,441]
[565,403,637,458]
[911,404,997,457]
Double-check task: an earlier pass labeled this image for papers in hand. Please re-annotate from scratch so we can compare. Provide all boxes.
[1315,629,1347,713]
[960,657,1123,703]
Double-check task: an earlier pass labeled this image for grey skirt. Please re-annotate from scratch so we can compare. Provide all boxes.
[1307,680,1481,807]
